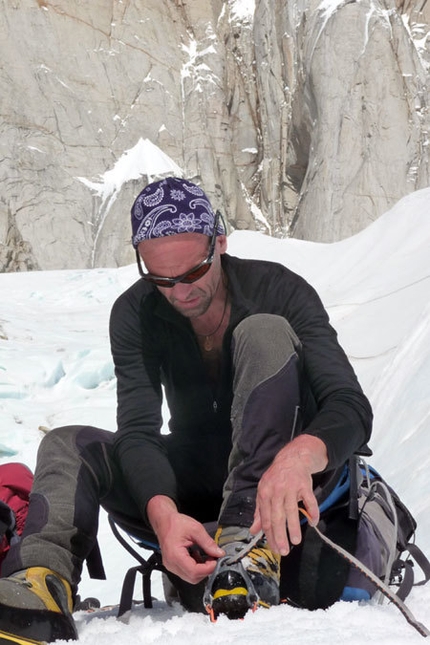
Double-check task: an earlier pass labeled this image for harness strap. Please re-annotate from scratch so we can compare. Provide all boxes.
[108,516,165,616]
[85,540,106,580]
[117,553,165,616]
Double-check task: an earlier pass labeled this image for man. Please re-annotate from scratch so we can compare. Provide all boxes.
[0,177,372,643]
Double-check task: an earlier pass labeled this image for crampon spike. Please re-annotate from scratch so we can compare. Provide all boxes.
[205,604,217,623]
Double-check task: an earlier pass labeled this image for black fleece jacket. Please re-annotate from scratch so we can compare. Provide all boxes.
[110,253,373,518]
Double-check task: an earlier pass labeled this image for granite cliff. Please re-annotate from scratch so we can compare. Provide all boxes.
[0,0,428,270]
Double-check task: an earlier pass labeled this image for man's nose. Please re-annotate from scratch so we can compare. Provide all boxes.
[170,281,195,298]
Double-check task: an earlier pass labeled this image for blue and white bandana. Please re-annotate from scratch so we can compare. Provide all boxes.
[131,177,225,248]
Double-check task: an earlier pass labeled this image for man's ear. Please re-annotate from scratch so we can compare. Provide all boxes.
[217,235,228,254]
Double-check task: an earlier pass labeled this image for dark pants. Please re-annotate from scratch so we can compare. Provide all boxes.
[3,314,324,593]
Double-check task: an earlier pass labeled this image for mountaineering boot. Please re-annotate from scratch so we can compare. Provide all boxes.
[0,567,78,644]
[203,526,280,621]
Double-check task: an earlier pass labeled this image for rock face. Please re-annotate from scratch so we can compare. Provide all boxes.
[0,0,428,270]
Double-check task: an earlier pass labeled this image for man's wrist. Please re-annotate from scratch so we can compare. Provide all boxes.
[146,494,178,534]
[276,434,328,474]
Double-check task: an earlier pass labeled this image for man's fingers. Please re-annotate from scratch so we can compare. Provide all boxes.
[257,494,289,556]
[156,516,225,584]
[256,488,320,554]
[272,498,298,555]
[178,557,218,584]
[177,527,224,583]
[164,546,219,584]
[285,502,302,547]
[195,529,224,559]
[250,506,262,536]
[301,488,320,526]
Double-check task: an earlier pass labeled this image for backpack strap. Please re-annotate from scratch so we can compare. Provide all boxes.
[347,455,361,521]
[300,508,430,638]
[393,557,414,602]
[0,500,16,538]
[393,542,430,601]
[407,543,430,586]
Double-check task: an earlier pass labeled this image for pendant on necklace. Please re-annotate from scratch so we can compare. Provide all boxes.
[204,335,214,352]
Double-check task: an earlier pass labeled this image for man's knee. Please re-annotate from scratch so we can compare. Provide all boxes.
[229,314,303,448]
[38,425,113,456]
[233,314,301,356]
[231,315,301,383]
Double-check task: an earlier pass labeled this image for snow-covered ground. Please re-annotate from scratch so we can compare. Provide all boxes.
[0,187,429,643]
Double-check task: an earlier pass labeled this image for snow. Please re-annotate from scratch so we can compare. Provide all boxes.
[77,138,183,202]
[229,0,256,21]
[1,187,430,643]
[76,138,183,265]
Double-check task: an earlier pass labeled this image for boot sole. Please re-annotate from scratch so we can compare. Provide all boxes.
[210,589,256,620]
[0,605,77,644]
[0,633,44,645]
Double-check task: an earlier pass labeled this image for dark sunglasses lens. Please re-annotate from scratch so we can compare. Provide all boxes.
[144,263,210,287]
[140,226,217,287]
[181,263,212,284]
[148,277,175,287]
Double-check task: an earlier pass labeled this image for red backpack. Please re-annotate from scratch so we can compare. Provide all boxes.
[0,462,33,573]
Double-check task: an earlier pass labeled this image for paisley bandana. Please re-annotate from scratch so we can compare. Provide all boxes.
[131,177,225,248]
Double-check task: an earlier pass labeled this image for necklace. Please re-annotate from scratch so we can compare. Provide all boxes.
[196,289,229,352]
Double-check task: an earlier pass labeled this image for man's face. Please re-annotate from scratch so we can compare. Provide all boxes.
[138,233,227,319]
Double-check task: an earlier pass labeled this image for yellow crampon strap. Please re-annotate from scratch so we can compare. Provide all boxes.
[299,508,430,638]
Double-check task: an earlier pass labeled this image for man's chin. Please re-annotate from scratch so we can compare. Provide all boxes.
[173,299,210,319]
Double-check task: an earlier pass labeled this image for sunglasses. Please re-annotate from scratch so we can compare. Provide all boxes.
[136,211,221,288]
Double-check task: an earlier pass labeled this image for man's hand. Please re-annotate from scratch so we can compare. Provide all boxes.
[250,434,328,556]
[147,495,224,584]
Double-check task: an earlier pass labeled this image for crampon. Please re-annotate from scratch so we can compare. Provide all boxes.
[203,527,280,622]
[203,556,259,621]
